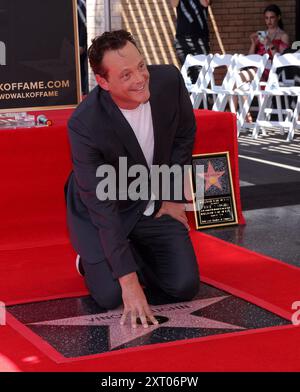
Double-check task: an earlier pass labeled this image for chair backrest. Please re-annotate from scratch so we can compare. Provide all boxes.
[212,53,268,112]
[181,53,212,92]
[202,53,234,90]
[266,53,300,91]
[190,53,232,109]
[232,53,269,91]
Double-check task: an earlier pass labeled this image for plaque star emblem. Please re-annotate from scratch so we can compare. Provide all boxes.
[198,161,225,191]
[29,296,245,350]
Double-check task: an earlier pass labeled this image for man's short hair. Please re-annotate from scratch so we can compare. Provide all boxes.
[88,30,138,79]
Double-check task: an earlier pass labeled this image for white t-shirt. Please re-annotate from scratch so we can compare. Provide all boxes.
[120,101,155,216]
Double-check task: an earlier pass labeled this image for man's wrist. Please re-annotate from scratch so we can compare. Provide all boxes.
[119,272,138,288]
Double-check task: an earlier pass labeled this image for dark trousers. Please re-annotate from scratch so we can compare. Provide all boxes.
[81,214,200,309]
[175,35,210,84]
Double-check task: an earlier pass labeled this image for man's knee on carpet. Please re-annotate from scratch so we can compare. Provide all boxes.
[91,273,199,309]
[81,258,123,310]
[87,267,200,308]
[161,272,200,301]
[91,285,123,310]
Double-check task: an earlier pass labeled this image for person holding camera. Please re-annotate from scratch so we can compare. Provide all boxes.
[249,4,289,70]
[237,4,290,122]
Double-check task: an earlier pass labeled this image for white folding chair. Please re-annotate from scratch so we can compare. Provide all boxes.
[211,54,269,135]
[194,53,234,110]
[210,54,238,113]
[252,53,300,141]
[181,54,212,108]
[231,54,269,135]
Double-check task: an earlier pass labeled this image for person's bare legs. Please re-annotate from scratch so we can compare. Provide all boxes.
[234,68,256,121]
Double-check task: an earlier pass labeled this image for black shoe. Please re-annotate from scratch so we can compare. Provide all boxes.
[75,255,85,277]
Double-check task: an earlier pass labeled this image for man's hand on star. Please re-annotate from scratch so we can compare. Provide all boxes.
[119,272,158,329]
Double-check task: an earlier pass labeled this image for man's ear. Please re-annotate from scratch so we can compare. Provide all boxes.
[95,74,109,91]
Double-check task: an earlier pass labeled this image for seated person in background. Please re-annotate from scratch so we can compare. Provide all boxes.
[248,3,289,80]
[237,4,290,122]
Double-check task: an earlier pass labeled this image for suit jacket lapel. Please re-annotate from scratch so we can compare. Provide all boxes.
[100,90,149,168]
[149,82,167,166]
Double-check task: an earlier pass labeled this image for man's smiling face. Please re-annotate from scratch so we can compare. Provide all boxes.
[96,41,150,109]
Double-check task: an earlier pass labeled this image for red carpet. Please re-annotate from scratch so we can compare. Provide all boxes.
[0,110,299,371]
[1,233,300,371]
[191,232,300,321]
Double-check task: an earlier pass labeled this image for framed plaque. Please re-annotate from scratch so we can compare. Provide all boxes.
[0,0,81,112]
[191,151,238,229]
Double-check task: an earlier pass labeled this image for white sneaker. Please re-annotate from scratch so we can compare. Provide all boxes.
[75,255,85,277]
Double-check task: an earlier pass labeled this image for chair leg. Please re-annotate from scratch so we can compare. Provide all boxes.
[252,95,269,139]
[191,92,203,109]
[286,96,300,142]
[203,94,208,109]
[236,93,253,134]
[275,96,283,122]
[229,95,236,113]
[252,122,260,139]
[212,93,227,112]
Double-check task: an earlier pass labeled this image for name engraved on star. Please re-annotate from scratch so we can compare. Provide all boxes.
[88,304,192,323]
[89,314,121,321]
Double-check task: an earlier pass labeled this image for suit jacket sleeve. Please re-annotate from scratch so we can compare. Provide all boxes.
[68,116,138,279]
[169,66,196,202]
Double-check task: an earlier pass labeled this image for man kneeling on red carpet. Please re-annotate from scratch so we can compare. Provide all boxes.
[65,30,200,329]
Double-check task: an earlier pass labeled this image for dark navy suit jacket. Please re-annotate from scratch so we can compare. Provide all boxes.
[65,65,196,279]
